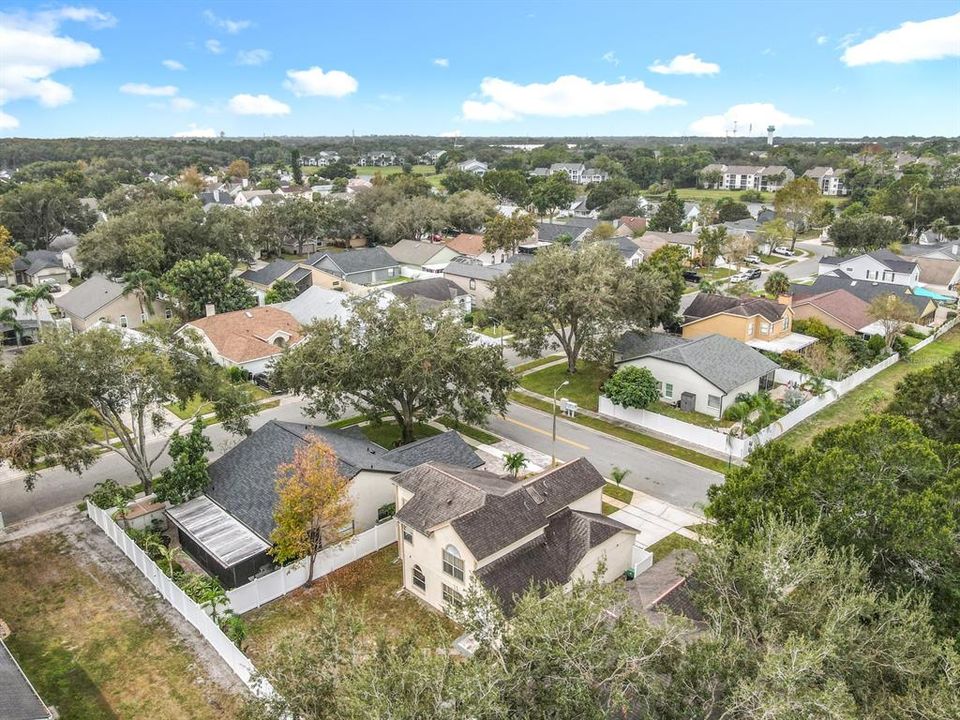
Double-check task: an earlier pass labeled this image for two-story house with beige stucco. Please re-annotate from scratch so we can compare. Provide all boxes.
[393,458,641,615]
[682,293,816,353]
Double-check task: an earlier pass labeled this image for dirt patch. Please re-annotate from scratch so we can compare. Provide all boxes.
[0,510,246,719]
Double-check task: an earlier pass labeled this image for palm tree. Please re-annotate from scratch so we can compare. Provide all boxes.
[930,217,949,243]
[12,284,54,340]
[122,270,162,320]
[503,451,528,479]
[610,466,630,487]
[0,306,23,346]
[722,392,786,436]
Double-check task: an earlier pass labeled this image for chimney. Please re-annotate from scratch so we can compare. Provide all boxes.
[205,303,216,317]
[777,293,792,307]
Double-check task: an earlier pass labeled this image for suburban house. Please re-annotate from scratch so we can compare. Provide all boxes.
[792,289,882,336]
[394,457,640,615]
[531,163,609,185]
[442,261,510,306]
[682,293,816,353]
[802,167,848,196]
[55,274,171,332]
[386,239,462,277]
[0,287,55,345]
[456,159,488,175]
[234,189,282,208]
[700,164,795,192]
[790,274,937,324]
[180,305,301,376]
[573,236,644,266]
[300,151,340,166]
[419,149,446,165]
[636,231,700,260]
[445,233,506,266]
[358,151,398,167]
[0,636,54,720]
[535,222,591,245]
[614,331,779,418]
[386,276,472,313]
[240,259,313,303]
[896,241,960,294]
[9,249,73,287]
[818,250,919,287]
[615,216,647,237]
[167,421,482,588]
[303,247,401,288]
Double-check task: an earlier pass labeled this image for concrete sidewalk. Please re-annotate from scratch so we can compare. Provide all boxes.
[610,489,709,549]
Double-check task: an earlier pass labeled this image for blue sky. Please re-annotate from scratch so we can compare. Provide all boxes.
[1,0,959,138]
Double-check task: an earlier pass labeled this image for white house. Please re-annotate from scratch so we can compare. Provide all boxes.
[700,164,794,192]
[385,239,463,277]
[394,458,641,615]
[531,163,609,185]
[456,159,488,175]
[614,332,779,419]
[802,167,848,196]
[817,249,919,287]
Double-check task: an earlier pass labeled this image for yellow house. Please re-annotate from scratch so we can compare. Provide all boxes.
[682,293,816,353]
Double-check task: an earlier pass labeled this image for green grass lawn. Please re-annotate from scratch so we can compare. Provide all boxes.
[520,360,611,412]
[244,544,459,664]
[476,324,511,339]
[512,354,564,373]
[701,266,736,281]
[0,533,241,719]
[603,482,634,504]
[781,328,960,448]
[646,532,701,563]
[654,401,733,429]
[361,420,442,448]
[602,501,619,516]
[435,416,500,445]
[165,383,271,420]
[652,188,775,204]
[510,391,728,474]
[325,414,369,429]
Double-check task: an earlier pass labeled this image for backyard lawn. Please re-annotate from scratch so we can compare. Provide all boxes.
[243,544,459,664]
[361,420,442,448]
[654,401,734,429]
[519,360,611,412]
[781,327,960,448]
[646,532,701,563]
[0,532,240,719]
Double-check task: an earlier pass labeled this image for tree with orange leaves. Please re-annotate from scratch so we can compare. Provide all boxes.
[268,437,355,585]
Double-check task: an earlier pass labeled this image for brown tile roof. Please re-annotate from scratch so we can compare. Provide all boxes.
[186,306,301,363]
[446,233,487,256]
[619,216,647,232]
[792,289,874,331]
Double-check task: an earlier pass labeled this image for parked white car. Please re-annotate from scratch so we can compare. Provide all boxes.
[772,246,797,256]
[744,254,761,264]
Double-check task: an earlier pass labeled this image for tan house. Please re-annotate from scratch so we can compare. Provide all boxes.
[445,233,506,266]
[792,289,880,336]
[442,262,510,307]
[682,293,816,353]
[180,305,301,375]
[55,274,171,332]
[394,458,641,615]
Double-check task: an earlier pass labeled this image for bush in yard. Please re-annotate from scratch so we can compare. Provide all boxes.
[87,478,135,510]
[153,420,213,505]
[602,366,659,409]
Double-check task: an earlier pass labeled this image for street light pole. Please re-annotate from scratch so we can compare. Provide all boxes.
[552,380,570,467]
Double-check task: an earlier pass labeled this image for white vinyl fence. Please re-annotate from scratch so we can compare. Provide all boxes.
[86,502,271,696]
[227,518,397,614]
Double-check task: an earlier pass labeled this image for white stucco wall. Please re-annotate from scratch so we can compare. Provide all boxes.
[348,470,398,533]
[570,530,637,585]
[622,357,731,417]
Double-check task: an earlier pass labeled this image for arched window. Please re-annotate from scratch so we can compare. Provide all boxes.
[412,564,425,591]
[442,545,464,581]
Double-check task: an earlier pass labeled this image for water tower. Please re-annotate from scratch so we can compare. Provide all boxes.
[766,125,776,146]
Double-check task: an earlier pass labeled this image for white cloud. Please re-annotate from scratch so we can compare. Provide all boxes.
[202,9,250,33]
[433,58,449,67]
[841,12,960,66]
[0,6,108,129]
[174,123,216,138]
[120,82,178,96]
[236,48,271,66]
[228,93,290,116]
[602,51,620,66]
[689,103,812,137]
[205,38,223,54]
[162,59,185,71]
[283,66,358,97]
[648,53,720,75]
[461,74,683,122]
[816,35,828,45]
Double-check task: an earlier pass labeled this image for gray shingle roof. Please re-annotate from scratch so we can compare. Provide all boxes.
[54,274,125,319]
[443,262,510,282]
[387,277,468,303]
[615,331,689,361]
[240,259,297,286]
[684,294,787,323]
[536,222,588,243]
[867,249,918,274]
[0,638,50,720]
[382,431,483,468]
[640,231,699,247]
[616,332,778,393]
[13,250,63,276]
[385,240,448,266]
[790,273,933,317]
[306,247,399,276]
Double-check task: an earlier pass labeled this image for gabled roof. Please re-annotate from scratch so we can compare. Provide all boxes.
[382,431,483,469]
[684,294,788,323]
[385,239,451,266]
[616,332,778,393]
[306,247,398,276]
[394,457,606,561]
[790,273,933,317]
[640,231,699,247]
[619,216,647,232]
[822,250,917,274]
[387,277,468,305]
[536,222,588,243]
[184,306,301,363]
[0,637,50,720]
[13,250,63,276]
[443,261,510,282]
[239,259,297,286]
[55,274,125,319]
[445,233,488,256]
[792,289,874,331]
[278,285,355,324]
[723,165,764,175]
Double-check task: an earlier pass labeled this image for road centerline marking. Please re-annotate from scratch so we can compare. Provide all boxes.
[503,417,590,450]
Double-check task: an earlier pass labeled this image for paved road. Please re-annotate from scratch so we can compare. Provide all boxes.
[486,402,721,513]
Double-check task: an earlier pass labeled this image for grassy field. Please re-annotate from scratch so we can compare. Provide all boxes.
[781,328,960,448]
[244,544,459,664]
[520,360,612,412]
[646,532,700,563]
[645,187,844,207]
[361,420,441,448]
[603,482,634,504]
[510,391,728,474]
[0,532,240,719]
